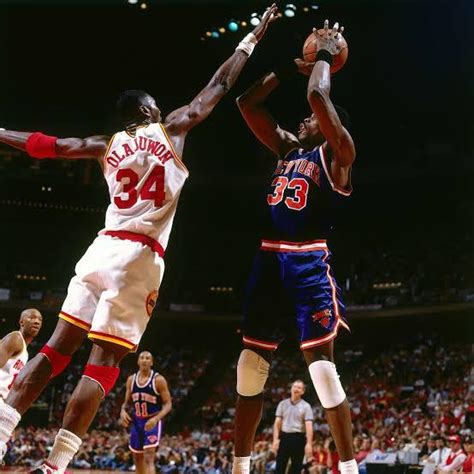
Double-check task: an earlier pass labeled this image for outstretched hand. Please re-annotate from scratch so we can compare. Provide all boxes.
[294,20,346,75]
[251,4,279,42]
[312,19,345,56]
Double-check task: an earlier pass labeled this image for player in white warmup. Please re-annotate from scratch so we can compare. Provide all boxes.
[0,308,43,401]
[0,6,277,473]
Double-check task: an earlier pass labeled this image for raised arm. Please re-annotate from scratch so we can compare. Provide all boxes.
[306,20,355,168]
[236,72,299,158]
[0,332,24,369]
[164,4,278,155]
[0,129,109,163]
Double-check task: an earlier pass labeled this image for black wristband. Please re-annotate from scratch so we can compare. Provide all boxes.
[315,49,333,66]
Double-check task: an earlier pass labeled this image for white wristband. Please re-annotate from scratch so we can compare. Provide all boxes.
[236,33,258,57]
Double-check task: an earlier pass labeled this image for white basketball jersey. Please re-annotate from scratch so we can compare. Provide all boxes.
[100,123,188,250]
[0,331,28,399]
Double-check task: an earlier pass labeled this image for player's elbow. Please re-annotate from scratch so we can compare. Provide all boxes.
[236,91,257,111]
[307,87,328,106]
[236,93,249,110]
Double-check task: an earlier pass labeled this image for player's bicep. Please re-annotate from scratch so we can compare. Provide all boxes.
[56,135,109,160]
[308,90,355,166]
[238,105,298,158]
[155,376,172,406]
[165,88,221,134]
[124,375,133,402]
[0,333,22,368]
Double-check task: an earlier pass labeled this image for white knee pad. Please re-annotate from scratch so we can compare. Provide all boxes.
[236,349,270,397]
[308,360,346,409]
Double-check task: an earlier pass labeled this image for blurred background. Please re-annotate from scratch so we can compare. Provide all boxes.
[0,0,472,471]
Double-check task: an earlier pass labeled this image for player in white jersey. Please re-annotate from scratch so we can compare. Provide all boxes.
[0,308,42,401]
[0,6,277,473]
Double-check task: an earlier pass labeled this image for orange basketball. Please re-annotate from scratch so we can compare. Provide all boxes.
[302,29,348,74]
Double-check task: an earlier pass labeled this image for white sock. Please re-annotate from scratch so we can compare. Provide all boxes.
[339,459,359,474]
[232,455,251,474]
[0,402,21,444]
[47,428,82,473]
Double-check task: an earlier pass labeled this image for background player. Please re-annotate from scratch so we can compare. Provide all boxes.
[0,6,278,472]
[120,351,172,474]
[232,20,357,474]
[0,308,43,401]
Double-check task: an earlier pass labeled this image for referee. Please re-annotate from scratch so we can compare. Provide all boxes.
[272,380,314,474]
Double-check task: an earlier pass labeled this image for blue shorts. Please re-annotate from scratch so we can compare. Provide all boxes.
[129,417,162,453]
[242,239,350,351]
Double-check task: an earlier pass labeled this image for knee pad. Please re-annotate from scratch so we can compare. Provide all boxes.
[39,345,72,379]
[308,360,346,409]
[236,349,270,397]
[83,364,120,398]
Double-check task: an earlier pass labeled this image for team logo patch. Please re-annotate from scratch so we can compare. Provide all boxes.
[146,289,159,317]
[312,308,332,328]
[147,435,158,443]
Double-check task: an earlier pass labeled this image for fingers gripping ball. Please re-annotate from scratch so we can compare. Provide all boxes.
[303,29,348,74]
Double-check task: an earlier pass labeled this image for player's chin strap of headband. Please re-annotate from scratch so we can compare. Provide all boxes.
[26,132,58,159]
[236,33,258,57]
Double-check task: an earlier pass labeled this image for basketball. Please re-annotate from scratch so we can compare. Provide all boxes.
[302,29,349,74]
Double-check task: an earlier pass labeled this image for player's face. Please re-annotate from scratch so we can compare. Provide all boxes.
[291,381,305,398]
[21,310,42,337]
[298,114,323,144]
[138,352,153,370]
[143,96,162,123]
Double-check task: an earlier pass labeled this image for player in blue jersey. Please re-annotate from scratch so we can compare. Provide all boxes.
[232,21,358,474]
[120,351,172,474]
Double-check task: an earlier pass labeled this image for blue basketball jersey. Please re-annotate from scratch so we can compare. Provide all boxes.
[131,370,161,419]
[263,145,351,241]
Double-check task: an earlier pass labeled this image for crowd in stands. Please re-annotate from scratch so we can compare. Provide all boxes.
[38,345,212,429]
[4,336,471,472]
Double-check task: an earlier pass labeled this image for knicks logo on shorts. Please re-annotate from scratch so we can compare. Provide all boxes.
[147,435,158,443]
[146,289,159,317]
[312,308,332,328]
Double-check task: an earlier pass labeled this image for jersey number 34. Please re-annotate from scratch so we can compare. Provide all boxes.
[267,177,309,211]
[114,165,165,209]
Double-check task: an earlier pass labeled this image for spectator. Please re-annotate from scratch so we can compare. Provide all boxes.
[422,436,450,474]
[438,435,466,473]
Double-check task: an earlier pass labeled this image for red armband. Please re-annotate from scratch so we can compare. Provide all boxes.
[83,364,120,397]
[25,132,58,159]
[39,344,72,378]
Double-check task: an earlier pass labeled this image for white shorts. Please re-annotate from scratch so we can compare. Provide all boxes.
[60,234,164,350]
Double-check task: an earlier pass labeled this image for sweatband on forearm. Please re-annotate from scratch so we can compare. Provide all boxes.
[236,33,258,57]
[315,49,334,66]
[25,132,58,159]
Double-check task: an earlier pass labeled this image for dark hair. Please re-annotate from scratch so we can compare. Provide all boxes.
[116,89,151,126]
[334,105,351,132]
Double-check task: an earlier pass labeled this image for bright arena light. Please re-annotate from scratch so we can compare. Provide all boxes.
[140,2,147,9]
[128,0,138,3]
[250,13,260,26]
[284,4,296,17]
[228,21,239,32]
